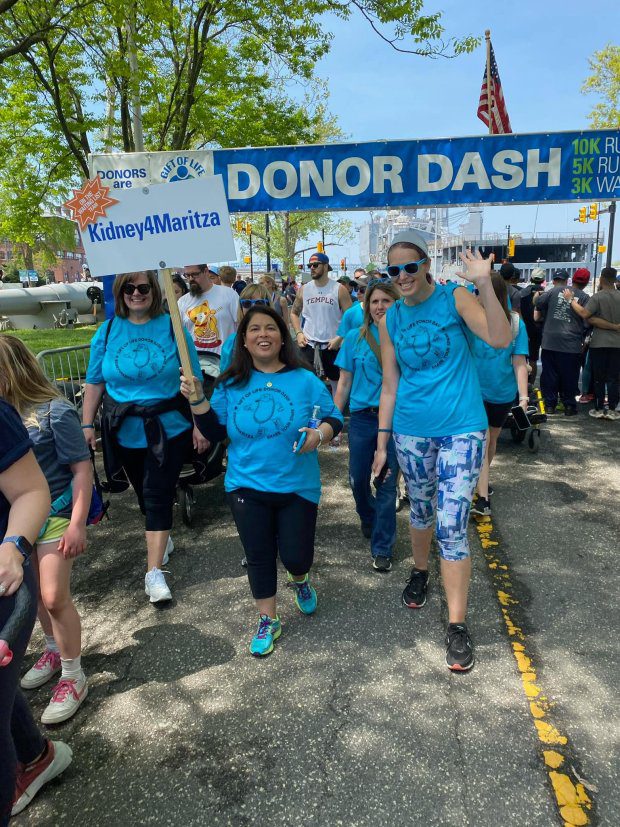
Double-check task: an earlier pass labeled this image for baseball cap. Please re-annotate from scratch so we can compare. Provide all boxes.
[390,230,429,257]
[530,268,545,283]
[208,265,220,276]
[553,269,569,280]
[337,276,351,285]
[500,262,521,279]
[572,268,590,285]
[308,252,332,271]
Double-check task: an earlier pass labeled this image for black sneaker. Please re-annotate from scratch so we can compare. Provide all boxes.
[546,405,557,415]
[445,623,474,672]
[372,556,392,573]
[241,557,248,568]
[488,484,494,497]
[471,496,491,516]
[361,522,372,539]
[402,568,428,608]
[564,407,578,417]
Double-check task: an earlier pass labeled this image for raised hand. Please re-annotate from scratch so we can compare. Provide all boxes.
[457,249,495,286]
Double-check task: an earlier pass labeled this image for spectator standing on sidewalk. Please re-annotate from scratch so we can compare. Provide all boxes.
[519,267,546,383]
[534,269,588,416]
[564,267,620,420]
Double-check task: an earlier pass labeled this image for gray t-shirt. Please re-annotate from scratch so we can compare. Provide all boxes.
[586,290,620,349]
[537,286,589,353]
[27,398,90,518]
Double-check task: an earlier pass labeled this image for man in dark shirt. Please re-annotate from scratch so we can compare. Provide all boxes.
[500,262,523,315]
[519,267,546,382]
[534,269,588,415]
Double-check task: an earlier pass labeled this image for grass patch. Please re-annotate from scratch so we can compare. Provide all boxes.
[3,326,98,356]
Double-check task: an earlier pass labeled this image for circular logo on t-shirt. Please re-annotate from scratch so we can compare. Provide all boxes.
[115,338,167,380]
[396,320,450,372]
[358,347,380,386]
[233,386,295,439]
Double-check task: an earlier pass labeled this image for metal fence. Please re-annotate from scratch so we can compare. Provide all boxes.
[36,344,91,414]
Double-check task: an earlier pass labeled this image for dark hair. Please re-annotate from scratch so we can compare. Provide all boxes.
[600,266,618,286]
[489,272,511,321]
[387,241,426,262]
[359,281,400,341]
[113,270,163,318]
[172,273,188,296]
[217,306,309,387]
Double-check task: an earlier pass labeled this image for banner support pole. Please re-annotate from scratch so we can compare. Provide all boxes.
[160,267,199,403]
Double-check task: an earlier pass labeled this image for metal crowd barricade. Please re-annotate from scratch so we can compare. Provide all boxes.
[36,344,91,416]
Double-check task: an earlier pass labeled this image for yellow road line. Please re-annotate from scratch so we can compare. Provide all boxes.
[473,515,595,827]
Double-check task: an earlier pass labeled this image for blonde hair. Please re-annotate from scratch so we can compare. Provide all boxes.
[237,283,271,322]
[259,274,277,291]
[0,334,62,426]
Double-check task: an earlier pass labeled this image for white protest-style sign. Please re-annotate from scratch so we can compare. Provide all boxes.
[78,175,236,279]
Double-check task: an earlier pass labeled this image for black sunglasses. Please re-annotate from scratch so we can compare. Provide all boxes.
[240,298,270,309]
[308,262,323,269]
[357,286,367,294]
[122,283,152,296]
[386,258,428,279]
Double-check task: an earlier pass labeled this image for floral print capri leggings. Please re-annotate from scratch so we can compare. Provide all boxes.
[393,431,486,562]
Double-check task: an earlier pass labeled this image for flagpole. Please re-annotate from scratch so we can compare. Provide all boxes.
[485,29,492,135]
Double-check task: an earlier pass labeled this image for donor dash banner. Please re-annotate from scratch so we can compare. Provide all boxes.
[89,129,620,213]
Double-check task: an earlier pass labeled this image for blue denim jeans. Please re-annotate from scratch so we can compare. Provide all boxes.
[348,410,398,558]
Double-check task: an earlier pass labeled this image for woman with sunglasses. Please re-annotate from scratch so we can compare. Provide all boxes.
[334,279,401,572]
[373,231,511,672]
[82,271,202,604]
[220,284,272,373]
[181,307,343,657]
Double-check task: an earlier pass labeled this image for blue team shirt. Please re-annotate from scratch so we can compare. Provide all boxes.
[220,332,237,373]
[385,283,487,437]
[86,314,202,448]
[467,315,529,404]
[335,325,383,411]
[337,301,364,337]
[210,367,343,503]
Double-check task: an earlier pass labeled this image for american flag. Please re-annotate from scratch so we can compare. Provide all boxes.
[477,42,512,134]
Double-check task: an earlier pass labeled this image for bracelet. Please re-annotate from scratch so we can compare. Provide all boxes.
[315,427,324,445]
[190,396,207,407]
[519,397,529,402]
[378,428,392,433]
[295,330,304,338]
[81,424,95,429]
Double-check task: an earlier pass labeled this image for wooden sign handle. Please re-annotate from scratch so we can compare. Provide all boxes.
[160,268,200,403]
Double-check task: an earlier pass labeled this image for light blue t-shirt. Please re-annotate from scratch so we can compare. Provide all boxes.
[86,314,202,448]
[335,325,382,411]
[337,301,364,337]
[385,283,487,437]
[210,367,343,503]
[220,332,237,373]
[467,315,529,404]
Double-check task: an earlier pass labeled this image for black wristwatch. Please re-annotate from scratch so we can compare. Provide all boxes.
[2,535,33,561]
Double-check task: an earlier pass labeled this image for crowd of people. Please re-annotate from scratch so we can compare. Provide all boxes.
[1,240,619,822]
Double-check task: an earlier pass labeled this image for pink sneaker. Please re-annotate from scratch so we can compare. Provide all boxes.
[20,650,61,690]
[41,676,88,725]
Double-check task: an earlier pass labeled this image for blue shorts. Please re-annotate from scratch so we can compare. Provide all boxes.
[393,431,486,561]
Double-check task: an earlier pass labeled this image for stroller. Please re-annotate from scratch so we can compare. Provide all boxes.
[176,351,226,526]
[504,385,548,454]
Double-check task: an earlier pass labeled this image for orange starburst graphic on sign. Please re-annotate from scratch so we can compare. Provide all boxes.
[64,177,119,230]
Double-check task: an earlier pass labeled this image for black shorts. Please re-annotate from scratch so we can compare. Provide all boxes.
[484,399,513,429]
[301,345,340,381]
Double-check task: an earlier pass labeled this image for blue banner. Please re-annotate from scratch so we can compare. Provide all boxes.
[90,129,620,212]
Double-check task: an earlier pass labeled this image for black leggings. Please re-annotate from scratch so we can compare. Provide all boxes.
[227,488,318,600]
[589,347,620,411]
[116,430,191,531]
[0,564,46,826]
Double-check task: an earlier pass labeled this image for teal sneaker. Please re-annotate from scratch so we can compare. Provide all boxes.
[288,574,317,615]
[250,614,281,657]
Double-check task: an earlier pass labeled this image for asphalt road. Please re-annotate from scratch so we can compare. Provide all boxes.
[13,410,619,827]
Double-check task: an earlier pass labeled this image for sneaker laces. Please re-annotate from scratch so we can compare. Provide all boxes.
[447,625,470,651]
[293,579,312,601]
[34,650,59,670]
[406,569,427,588]
[50,678,80,703]
[255,615,274,640]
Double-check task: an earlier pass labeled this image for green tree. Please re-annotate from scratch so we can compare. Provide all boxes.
[582,44,620,128]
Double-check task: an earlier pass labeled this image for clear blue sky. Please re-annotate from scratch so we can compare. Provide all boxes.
[300,0,620,265]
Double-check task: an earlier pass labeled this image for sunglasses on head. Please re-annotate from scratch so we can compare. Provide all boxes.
[367,276,391,288]
[386,258,428,279]
[240,298,270,309]
[308,261,323,269]
[122,283,152,296]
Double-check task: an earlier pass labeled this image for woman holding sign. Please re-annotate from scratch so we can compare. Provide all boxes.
[181,307,343,657]
[82,270,203,604]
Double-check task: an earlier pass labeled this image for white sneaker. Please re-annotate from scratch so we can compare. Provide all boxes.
[11,740,73,815]
[145,567,172,603]
[604,409,620,421]
[589,408,605,419]
[21,650,61,690]
[41,675,88,724]
[162,535,174,565]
